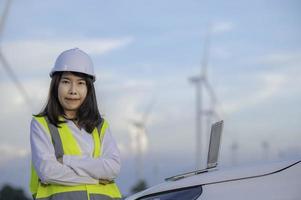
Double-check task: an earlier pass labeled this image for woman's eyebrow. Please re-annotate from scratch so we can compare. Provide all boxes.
[61,76,70,80]
[61,76,85,81]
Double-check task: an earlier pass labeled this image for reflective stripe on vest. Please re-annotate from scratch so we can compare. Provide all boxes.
[29,116,122,200]
[36,192,121,200]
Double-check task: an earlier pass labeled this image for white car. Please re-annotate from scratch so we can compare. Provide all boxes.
[125,158,301,200]
[126,121,301,200]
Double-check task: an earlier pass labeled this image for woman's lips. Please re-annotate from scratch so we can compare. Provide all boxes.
[65,98,80,101]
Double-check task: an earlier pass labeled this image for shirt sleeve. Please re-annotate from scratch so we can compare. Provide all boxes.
[30,118,98,185]
[63,127,121,181]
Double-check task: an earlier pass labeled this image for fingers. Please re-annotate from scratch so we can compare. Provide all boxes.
[57,157,63,164]
[99,179,114,185]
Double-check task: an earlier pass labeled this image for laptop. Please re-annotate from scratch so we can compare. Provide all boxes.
[206,120,224,169]
[165,120,224,181]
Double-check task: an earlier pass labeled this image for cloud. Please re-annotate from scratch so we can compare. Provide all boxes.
[212,21,234,34]
[1,37,133,74]
[258,51,301,67]
[222,73,287,114]
[211,46,232,59]
[0,144,30,166]
[0,78,48,114]
[219,51,301,114]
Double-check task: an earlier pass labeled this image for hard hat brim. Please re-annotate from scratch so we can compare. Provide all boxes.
[49,70,96,82]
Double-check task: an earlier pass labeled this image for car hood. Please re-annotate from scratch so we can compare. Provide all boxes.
[126,158,300,200]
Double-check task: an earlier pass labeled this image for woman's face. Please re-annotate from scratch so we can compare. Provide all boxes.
[58,72,88,118]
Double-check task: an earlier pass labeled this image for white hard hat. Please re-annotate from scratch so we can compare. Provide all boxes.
[50,48,96,81]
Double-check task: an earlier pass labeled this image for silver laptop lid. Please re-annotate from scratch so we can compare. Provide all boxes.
[207,120,224,169]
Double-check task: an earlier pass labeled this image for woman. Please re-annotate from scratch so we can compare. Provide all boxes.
[29,48,122,200]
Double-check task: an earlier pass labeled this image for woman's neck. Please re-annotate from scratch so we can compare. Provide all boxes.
[64,111,77,120]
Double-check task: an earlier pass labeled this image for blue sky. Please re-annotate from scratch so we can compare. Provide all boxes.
[0,0,300,196]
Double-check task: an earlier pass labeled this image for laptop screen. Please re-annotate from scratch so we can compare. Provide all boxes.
[207,120,224,169]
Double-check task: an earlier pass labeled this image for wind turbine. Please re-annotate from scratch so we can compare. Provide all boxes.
[129,100,155,180]
[189,25,221,169]
[0,0,32,109]
[231,141,239,166]
[261,140,270,161]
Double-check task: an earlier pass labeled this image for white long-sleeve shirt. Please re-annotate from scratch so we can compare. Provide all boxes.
[30,117,121,186]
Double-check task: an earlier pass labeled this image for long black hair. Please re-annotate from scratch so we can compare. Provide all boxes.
[35,71,102,133]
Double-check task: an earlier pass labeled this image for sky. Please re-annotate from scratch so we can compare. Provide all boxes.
[0,0,300,196]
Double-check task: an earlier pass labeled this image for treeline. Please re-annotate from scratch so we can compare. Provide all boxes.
[0,184,30,200]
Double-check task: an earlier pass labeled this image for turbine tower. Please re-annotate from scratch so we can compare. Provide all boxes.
[261,140,270,161]
[231,141,239,166]
[189,26,221,169]
[0,0,32,109]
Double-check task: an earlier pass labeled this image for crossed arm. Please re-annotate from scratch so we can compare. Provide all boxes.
[30,119,121,186]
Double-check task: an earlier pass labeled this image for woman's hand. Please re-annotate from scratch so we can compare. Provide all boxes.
[57,157,63,164]
[99,179,114,185]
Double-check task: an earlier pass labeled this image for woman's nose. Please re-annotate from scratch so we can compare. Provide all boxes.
[69,83,77,95]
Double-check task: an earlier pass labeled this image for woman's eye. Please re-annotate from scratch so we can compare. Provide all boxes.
[79,81,86,85]
[61,80,69,84]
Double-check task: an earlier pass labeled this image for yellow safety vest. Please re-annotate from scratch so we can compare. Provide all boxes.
[29,116,122,200]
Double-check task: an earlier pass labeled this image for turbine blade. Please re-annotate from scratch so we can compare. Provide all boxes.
[0,0,12,42]
[142,98,155,126]
[202,79,223,119]
[200,24,212,78]
[203,79,217,104]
